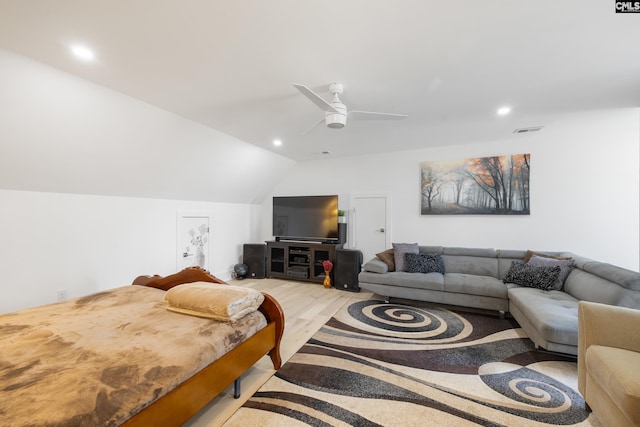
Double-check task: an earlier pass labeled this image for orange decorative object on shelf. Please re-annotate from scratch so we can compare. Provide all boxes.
[322,260,333,288]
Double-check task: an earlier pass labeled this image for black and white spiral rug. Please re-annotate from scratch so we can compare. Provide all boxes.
[226,300,599,426]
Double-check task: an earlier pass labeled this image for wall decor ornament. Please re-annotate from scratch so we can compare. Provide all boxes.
[420,153,530,215]
[177,211,211,271]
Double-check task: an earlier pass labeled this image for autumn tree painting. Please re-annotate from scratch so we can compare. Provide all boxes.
[420,153,530,215]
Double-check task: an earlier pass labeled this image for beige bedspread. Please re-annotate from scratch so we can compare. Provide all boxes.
[0,285,267,426]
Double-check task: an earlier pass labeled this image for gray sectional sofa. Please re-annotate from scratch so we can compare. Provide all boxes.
[358,246,640,355]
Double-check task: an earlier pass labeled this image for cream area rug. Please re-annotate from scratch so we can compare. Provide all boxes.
[226,300,600,426]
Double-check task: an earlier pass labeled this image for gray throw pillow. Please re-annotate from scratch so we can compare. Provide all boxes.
[405,253,446,274]
[527,255,576,290]
[392,242,419,272]
[504,261,561,290]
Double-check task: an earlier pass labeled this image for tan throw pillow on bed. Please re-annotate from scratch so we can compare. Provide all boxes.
[164,281,264,322]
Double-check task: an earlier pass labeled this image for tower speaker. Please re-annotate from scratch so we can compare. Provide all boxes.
[338,222,347,245]
[243,244,266,279]
[335,248,363,292]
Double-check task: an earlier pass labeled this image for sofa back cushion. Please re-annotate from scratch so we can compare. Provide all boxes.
[564,269,640,309]
[497,249,526,279]
[580,261,640,291]
[560,252,640,309]
[440,247,499,278]
[418,246,444,255]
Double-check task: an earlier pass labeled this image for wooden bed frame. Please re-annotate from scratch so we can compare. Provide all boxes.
[120,267,284,426]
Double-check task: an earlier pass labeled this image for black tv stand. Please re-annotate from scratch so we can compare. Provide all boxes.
[275,238,335,244]
[266,241,342,283]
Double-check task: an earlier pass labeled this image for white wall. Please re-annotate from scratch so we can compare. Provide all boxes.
[1,49,637,316]
[0,189,260,314]
[0,48,295,204]
[0,49,290,314]
[261,108,640,271]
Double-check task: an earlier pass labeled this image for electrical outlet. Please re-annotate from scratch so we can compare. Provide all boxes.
[56,289,68,302]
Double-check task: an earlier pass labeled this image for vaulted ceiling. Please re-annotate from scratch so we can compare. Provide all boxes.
[1,1,639,161]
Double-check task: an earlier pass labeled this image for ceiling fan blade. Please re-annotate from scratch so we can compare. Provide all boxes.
[349,110,408,120]
[293,83,339,113]
[302,117,325,135]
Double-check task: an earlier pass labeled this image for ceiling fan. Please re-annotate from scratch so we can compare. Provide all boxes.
[293,82,408,133]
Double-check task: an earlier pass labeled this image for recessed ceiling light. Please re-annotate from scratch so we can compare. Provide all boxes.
[497,106,512,116]
[70,45,95,61]
[273,139,282,147]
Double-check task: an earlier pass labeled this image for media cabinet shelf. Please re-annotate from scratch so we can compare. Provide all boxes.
[266,241,341,283]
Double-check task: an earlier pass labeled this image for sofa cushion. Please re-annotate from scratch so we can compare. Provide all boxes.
[392,242,419,272]
[363,258,388,274]
[586,345,640,425]
[581,261,640,291]
[444,273,508,299]
[419,246,444,255]
[444,247,496,257]
[497,249,527,279]
[375,248,396,272]
[527,256,576,291]
[508,287,579,346]
[497,249,527,259]
[504,261,561,290]
[443,255,499,278]
[406,253,446,274]
[564,269,639,308]
[358,271,444,291]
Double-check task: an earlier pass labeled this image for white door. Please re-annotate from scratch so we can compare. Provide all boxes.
[351,194,390,263]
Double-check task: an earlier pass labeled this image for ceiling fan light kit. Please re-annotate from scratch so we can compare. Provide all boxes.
[326,82,347,128]
[325,108,347,129]
[293,82,407,133]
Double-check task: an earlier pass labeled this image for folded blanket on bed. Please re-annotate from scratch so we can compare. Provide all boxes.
[165,281,265,321]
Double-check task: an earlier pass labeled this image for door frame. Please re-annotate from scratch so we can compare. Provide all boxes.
[349,191,392,251]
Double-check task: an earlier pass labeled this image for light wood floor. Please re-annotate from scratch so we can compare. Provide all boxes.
[183,278,374,427]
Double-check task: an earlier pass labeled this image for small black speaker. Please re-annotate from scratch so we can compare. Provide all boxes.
[338,222,347,245]
[243,244,266,279]
[335,248,363,292]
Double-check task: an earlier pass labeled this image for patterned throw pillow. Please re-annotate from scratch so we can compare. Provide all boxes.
[405,253,446,274]
[392,243,419,272]
[527,255,576,291]
[504,261,561,290]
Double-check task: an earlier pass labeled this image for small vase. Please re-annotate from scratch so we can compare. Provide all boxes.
[323,271,332,288]
[194,249,205,268]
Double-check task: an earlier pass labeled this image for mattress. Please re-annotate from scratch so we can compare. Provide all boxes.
[0,285,267,426]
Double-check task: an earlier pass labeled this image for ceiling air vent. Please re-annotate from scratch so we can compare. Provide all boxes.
[513,126,544,134]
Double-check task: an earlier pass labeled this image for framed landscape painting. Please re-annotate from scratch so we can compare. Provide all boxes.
[421,153,530,215]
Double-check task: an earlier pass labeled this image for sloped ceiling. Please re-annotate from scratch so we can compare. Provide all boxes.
[0,1,638,202]
[2,1,639,160]
[0,49,295,203]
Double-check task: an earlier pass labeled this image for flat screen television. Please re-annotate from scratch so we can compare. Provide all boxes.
[272,195,339,242]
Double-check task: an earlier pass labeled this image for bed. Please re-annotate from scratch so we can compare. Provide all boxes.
[0,267,284,426]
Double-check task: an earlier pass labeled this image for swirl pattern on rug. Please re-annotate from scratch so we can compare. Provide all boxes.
[228,301,593,427]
